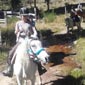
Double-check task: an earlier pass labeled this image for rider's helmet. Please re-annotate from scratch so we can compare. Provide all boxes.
[19,7,29,16]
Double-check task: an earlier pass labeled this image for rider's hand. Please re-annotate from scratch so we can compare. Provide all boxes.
[31,34,38,39]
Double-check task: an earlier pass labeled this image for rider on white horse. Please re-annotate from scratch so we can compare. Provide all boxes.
[3,7,38,77]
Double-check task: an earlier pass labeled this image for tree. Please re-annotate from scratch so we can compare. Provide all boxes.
[10,0,21,11]
[34,0,36,7]
[21,0,29,7]
[45,0,50,11]
[28,0,32,7]
[0,0,10,9]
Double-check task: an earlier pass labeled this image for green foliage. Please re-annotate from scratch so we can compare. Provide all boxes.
[70,68,83,79]
[39,8,44,19]
[10,0,21,11]
[1,28,16,46]
[0,0,21,10]
[0,51,7,62]
[44,11,56,23]
[73,38,85,85]
[7,16,18,24]
[75,38,85,73]
[1,16,18,46]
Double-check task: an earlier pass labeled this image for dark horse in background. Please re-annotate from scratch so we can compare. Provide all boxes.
[65,8,82,33]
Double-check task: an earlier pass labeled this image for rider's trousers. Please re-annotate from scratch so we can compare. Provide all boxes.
[7,42,21,65]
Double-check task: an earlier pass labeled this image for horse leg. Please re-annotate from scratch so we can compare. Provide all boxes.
[23,79,27,85]
[30,70,41,85]
[76,22,81,32]
[35,70,41,85]
[67,26,70,33]
[30,75,36,85]
[16,75,23,85]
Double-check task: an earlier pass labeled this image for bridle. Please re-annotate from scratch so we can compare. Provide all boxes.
[27,37,45,62]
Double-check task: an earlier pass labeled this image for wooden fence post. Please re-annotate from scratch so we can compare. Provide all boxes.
[0,30,2,46]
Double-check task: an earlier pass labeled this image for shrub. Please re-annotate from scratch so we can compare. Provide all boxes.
[0,16,18,46]
[70,68,83,79]
[1,28,16,46]
[44,11,56,23]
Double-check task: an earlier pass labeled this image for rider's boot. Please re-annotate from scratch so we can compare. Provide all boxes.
[3,64,13,77]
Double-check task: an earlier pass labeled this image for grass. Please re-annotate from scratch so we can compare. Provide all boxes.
[69,38,85,85]
[0,50,8,64]
[0,52,7,61]
[0,17,18,63]
[36,14,65,34]
[75,38,85,73]
[43,12,56,23]
[70,68,83,79]
[1,16,19,31]
[0,16,18,46]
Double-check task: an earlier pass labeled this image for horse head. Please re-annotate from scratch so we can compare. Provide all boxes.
[27,38,49,64]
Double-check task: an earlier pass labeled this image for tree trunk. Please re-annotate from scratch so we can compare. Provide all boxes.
[34,0,36,7]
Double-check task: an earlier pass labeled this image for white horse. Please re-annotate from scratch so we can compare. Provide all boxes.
[13,38,49,85]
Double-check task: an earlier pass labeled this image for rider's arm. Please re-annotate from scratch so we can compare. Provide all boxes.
[31,26,38,38]
[14,22,20,42]
[15,22,19,35]
[30,21,38,38]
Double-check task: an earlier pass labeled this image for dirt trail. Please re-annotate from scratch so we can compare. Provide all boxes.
[0,74,16,85]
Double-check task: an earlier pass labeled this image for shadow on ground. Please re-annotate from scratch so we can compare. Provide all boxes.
[49,51,76,66]
[40,28,85,47]
[40,29,78,47]
[44,75,83,85]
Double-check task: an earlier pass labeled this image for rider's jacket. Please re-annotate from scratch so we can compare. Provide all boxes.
[15,20,37,43]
